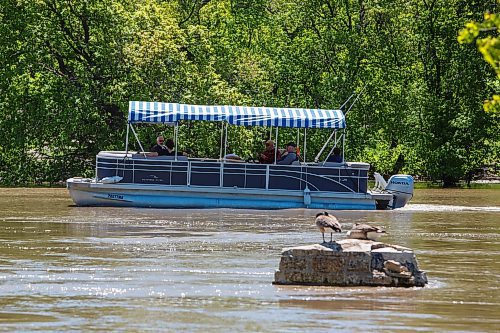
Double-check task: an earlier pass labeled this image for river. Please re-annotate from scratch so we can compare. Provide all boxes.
[0,188,499,332]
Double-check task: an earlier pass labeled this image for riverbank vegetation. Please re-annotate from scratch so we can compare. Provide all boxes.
[0,0,498,186]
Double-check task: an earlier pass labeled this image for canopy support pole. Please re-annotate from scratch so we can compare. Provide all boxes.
[129,124,146,156]
[324,132,343,163]
[174,123,178,161]
[303,128,307,163]
[296,128,300,152]
[344,86,366,115]
[219,122,224,160]
[342,129,346,162]
[273,127,279,164]
[224,122,228,158]
[314,130,336,162]
[125,123,130,155]
[339,92,356,110]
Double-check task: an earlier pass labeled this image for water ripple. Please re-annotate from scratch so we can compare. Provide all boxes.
[401,204,500,212]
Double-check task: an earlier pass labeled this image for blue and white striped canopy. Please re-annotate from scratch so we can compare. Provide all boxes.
[128,101,346,129]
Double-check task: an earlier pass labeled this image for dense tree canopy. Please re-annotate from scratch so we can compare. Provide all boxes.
[0,0,498,186]
[459,11,500,114]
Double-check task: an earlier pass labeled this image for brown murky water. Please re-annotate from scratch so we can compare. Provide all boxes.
[0,188,499,332]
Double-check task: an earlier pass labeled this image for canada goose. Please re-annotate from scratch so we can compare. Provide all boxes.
[347,223,386,241]
[315,211,342,243]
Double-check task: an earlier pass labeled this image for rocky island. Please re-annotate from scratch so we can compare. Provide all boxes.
[273,239,428,287]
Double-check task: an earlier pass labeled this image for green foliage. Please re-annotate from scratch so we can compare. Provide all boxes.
[0,0,498,186]
[459,12,500,113]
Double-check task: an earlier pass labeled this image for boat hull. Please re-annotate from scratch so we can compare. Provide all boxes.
[67,178,385,210]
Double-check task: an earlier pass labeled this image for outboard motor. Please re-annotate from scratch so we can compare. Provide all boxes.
[385,175,414,209]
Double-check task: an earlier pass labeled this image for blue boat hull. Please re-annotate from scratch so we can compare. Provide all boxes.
[67,152,400,210]
[67,178,379,210]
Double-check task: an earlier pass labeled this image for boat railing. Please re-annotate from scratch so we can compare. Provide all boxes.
[98,151,367,167]
[95,152,368,194]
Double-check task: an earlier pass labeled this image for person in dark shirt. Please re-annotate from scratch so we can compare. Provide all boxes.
[277,142,298,165]
[326,147,343,163]
[150,135,169,156]
[162,138,177,156]
[150,136,185,156]
[259,140,281,164]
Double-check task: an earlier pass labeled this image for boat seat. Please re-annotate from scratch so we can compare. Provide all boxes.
[321,162,344,167]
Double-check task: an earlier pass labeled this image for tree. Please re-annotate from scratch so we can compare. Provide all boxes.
[0,0,497,186]
[459,12,500,113]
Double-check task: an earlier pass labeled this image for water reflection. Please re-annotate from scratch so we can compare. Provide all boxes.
[0,188,499,331]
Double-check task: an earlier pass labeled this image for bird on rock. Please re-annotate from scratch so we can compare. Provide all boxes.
[347,223,386,241]
[315,211,342,243]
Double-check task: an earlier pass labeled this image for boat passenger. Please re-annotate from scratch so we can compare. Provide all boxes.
[276,142,298,165]
[326,147,343,163]
[163,138,180,156]
[149,135,169,156]
[259,140,281,164]
[150,136,185,156]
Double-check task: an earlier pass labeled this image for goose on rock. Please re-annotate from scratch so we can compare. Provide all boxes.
[315,211,342,243]
[347,223,386,241]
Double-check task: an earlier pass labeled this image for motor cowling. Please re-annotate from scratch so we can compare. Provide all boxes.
[386,175,414,209]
